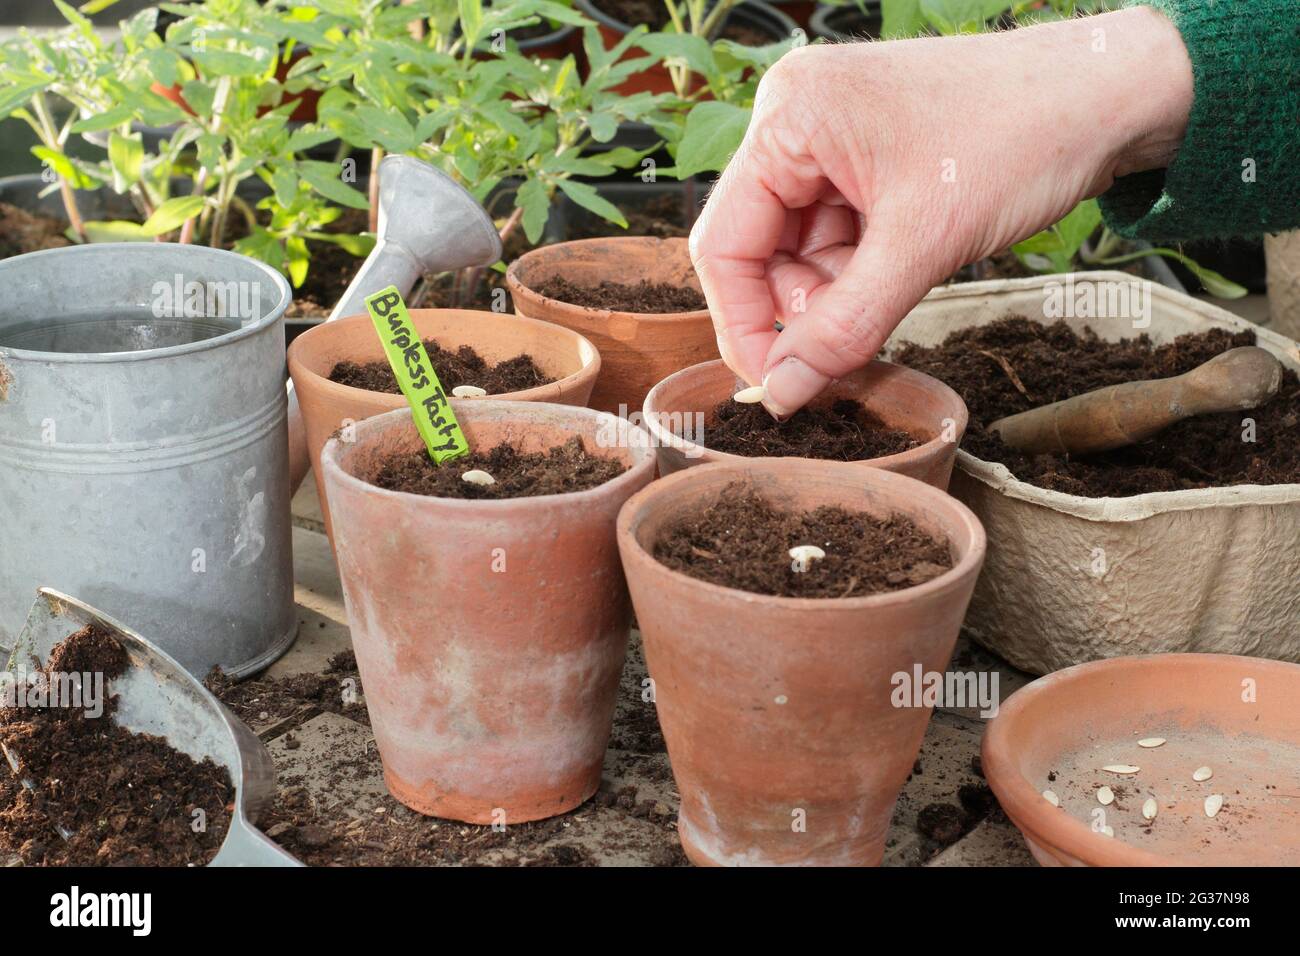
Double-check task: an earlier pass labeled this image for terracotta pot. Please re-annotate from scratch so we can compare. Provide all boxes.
[642,358,967,488]
[507,237,718,416]
[617,459,986,865]
[288,308,600,542]
[983,653,1300,866]
[321,401,656,823]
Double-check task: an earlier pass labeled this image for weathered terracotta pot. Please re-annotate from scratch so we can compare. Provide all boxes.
[506,237,719,416]
[289,308,600,541]
[983,653,1300,866]
[321,402,655,823]
[617,459,986,865]
[642,358,967,488]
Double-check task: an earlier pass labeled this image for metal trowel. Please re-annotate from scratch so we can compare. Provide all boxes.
[1,588,301,866]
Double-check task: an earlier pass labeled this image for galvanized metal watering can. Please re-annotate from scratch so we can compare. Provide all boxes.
[0,243,296,679]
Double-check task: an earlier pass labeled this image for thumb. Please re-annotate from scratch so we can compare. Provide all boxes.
[760,217,938,419]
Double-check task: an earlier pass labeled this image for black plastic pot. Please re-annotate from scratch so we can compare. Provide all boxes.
[810,1,883,42]
[557,179,704,240]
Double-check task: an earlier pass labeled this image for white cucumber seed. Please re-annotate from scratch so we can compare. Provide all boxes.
[1142,798,1158,821]
[1041,790,1059,807]
[1193,766,1213,782]
[733,385,766,404]
[1096,786,1115,806]
[1204,794,1224,818]
[1137,738,1166,748]
[451,385,487,398]
[788,544,826,573]
[1101,765,1140,775]
[461,469,496,486]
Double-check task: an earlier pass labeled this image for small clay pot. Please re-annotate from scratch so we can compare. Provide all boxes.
[289,308,600,542]
[643,358,968,488]
[321,401,655,823]
[507,237,718,416]
[617,459,986,865]
[983,653,1300,866]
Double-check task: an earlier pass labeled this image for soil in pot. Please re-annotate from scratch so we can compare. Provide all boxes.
[591,0,673,29]
[704,396,920,461]
[535,275,706,312]
[0,624,233,867]
[0,202,71,259]
[653,483,953,598]
[327,340,555,395]
[895,317,1300,497]
[566,192,690,241]
[370,436,627,500]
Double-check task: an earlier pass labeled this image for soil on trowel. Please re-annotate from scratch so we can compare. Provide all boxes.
[895,317,1300,497]
[0,202,72,260]
[653,484,953,598]
[370,436,627,500]
[704,397,920,461]
[0,624,232,866]
[328,340,555,395]
[535,275,706,313]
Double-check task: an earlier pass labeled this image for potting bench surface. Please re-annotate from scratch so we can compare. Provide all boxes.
[263,479,1040,868]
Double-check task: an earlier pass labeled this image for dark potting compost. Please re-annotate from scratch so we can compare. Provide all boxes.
[703,397,920,460]
[895,318,1300,497]
[0,625,232,866]
[653,485,953,598]
[328,339,555,395]
[534,275,707,313]
[0,202,71,260]
[370,436,627,499]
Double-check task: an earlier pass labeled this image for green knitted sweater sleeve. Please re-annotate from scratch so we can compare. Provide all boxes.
[1098,0,1300,241]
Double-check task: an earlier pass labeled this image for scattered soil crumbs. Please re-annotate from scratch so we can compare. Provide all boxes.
[895,317,1300,497]
[206,638,687,867]
[653,484,953,598]
[328,340,555,395]
[0,624,232,866]
[206,649,369,729]
[704,397,920,461]
[0,202,72,260]
[534,275,706,313]
[371,436,627,500]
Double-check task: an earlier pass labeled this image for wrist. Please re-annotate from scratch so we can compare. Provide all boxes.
[1083,6,1194,181]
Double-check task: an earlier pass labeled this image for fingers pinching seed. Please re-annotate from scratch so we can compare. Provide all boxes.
[733,385,766,404]
[461,469,495,486]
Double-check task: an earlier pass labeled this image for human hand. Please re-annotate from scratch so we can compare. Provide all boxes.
[688,7,1193,418]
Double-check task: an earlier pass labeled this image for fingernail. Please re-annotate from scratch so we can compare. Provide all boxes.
[762,356,830,420]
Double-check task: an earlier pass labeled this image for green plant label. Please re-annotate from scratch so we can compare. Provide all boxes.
[364,286,470,464]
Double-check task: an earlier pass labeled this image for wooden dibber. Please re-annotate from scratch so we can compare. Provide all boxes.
[989,346,1284,456]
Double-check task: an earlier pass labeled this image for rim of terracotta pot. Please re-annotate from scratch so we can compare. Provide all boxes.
[506,236,711,324]
[981,652,1300,867]
[321,400,656,512]
[617,457,986,611]
[287,308,601,407]
[641,357,968,470]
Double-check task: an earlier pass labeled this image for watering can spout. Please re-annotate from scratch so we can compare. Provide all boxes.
[287,155,502,493]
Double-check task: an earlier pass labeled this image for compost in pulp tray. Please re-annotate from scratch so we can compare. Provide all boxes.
[364,286,469,463]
